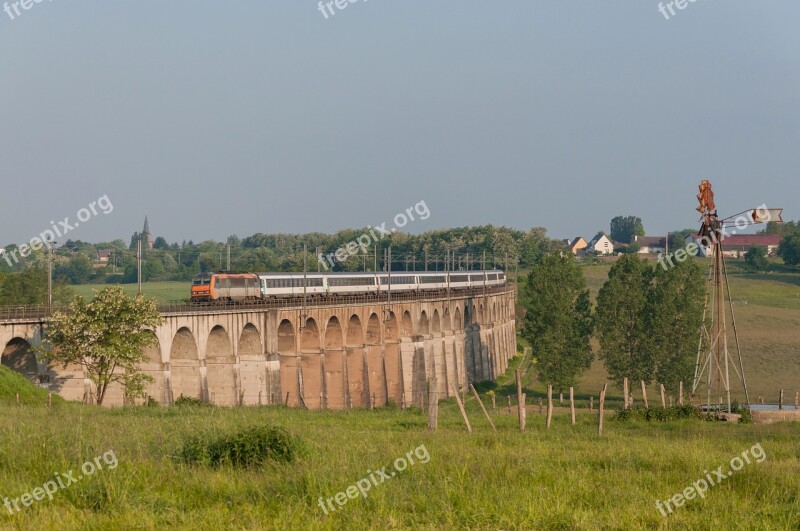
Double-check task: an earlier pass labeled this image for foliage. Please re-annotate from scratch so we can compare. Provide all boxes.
[647,259,705,393]
[777,227,800,266]
[179,426,303,467]
[595,255,654,386]
[610,216,645,244]
[744,245,769,272]
[596,255,704,391]
[0,267,74,305]
[174,395,211,407]
[521,255,594,392]
[38,286,164,405]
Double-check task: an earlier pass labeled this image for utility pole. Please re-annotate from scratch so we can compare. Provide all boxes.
[47,240,56,307]
[227,244,231,271]
[137,239,142,295]
[373,246,377,272]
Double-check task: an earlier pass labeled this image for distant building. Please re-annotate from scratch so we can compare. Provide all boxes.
[142,215,154,250]
[586,233,614,256]
[684,234,781,258]
[634,235,667,255]
[97,249,111,263]
[568,237,588,255]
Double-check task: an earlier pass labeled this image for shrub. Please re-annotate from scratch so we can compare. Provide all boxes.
[180,426,303,467]
[174,395,211,407]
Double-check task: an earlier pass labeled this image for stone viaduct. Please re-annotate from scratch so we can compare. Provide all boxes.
[0,287,517,409]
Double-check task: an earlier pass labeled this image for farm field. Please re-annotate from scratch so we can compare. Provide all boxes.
[72,282,189,304]
[0,397,798,529]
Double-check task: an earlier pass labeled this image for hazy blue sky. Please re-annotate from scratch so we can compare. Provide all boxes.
[2,1,798,246]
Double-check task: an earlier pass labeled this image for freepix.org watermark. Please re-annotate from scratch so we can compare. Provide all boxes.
[655,442,766,517]
[318,444,430,515]
[1,194,113,267]
[3,0,53,21]
[317,0,367,20]
[317,200,430,271]
[657,204,773,271]
[3,449,118,516]
[658,0,704,21]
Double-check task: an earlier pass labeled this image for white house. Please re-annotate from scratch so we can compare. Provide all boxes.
[634,236,667,255]
[586,233,614,255]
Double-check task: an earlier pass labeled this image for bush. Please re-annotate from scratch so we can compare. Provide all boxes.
[174,395,211,407]
[179,426,303,467]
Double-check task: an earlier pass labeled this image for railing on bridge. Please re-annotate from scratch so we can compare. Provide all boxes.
[0,286,515,321]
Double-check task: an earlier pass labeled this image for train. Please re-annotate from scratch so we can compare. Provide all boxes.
[190,270,507,303]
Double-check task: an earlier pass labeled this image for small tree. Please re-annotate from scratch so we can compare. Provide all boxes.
[778,230,800,267]
[744,245,769,272]
[39,286,163,405]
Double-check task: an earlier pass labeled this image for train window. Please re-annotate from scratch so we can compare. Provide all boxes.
[450,275,469,283]
[420,276,446,284]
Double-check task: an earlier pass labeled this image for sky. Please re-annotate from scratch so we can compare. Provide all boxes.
[1,1,798,247]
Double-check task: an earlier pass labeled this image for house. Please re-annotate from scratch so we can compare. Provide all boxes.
[684,234,781,258]
[586,233,614,256]
[633,235,666,255]
[567,237,588,255]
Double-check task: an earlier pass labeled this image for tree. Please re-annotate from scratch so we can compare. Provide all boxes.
[595,254,653,386]
[777,229,800,266]
[647,258,705,393]
[521,255,594,392]
[610,216,645,244]
[39,286,163,405]
[0,268,73,305]
[744,245,769,272]
[153,236,170,250]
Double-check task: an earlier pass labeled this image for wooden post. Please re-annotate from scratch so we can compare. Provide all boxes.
[779,389,784,410]
[427,382,439,430]
[451,385,472,434]
[598,384,608,436]
[641,381,649,409]
[515,370,526,432]
[629,392,634,408]
[538,397,543,414]
[569,387,576,425]
[623,378,629,410]
[47,393,52,408]
[546,385,553,429]
[491,394,496,411]
[589,396,593,412]
[660,384,666,409]
[679,382,684,406]
[559,392,563,405]
[16,392,19,405]
[520,393,527,431]
[470,385,497,432]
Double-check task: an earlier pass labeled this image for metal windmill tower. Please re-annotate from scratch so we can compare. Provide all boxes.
[692,180,783,414]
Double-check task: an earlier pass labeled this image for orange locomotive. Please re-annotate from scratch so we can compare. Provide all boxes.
[190,272,262,303]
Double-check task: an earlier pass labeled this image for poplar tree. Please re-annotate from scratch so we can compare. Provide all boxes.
[522,254,594,393]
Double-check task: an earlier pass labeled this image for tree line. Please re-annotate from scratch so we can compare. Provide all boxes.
[521,254,705,395]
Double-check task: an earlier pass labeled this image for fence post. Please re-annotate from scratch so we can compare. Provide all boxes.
[569,386,576,426]
[779,389,784,410]
[660,384,666,409]
[623,378,629,410]
[546,385,553,429]
[515,369,526,432]
[641,381,649,409]
[598,383,608,436]
[679,382,684,406]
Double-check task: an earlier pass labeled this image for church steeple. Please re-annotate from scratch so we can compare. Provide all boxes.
[142,213,154,249]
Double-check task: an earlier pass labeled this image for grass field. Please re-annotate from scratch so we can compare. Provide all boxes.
[72,282,189,303]
[0,398,799,529]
